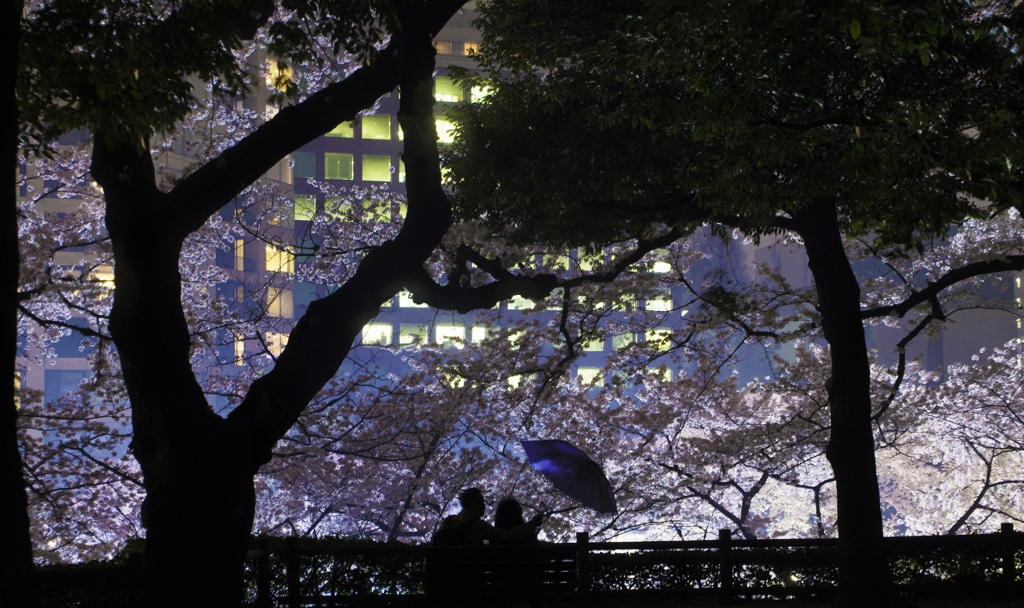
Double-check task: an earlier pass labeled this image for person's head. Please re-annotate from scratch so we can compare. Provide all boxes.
[458,488,486,518]
[494,497,524,529]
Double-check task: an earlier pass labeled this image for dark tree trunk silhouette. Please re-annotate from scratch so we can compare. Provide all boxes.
[2,1,36,606]
[87,2,464,604]
[794,200,893,605]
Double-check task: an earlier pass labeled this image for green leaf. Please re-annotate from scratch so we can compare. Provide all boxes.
[849,18,861,40]
[920,49,931,66]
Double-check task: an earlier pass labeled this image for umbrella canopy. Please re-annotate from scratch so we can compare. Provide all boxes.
[521,440,617,514]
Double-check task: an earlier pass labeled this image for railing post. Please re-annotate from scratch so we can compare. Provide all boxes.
[718,529,733,604]
[1001,522,1017,594]
[256,538,272,607]
[576,530,591,603]
[286,536,301,608]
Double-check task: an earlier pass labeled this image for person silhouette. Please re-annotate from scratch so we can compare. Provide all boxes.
[433,488,542,547]
[428,489,544,607]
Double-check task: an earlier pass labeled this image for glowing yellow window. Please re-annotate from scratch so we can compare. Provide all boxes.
[399,324,428,345]
[435,41,454,54]
[613,333,634,351]
[398,160,406,183]
[325,153,353,180]
[362,155,392,182]
[470,85,492,104]
[266,60,293,89]
[362,199,390,222]
[582,338,604,352]
[327,122,354,138]
[267,288,294,318]
[362,323,393,346]
[434,76,463,102]
[295,196,316,221]
[265,245,294,274]
[646,329,672,352]
[436,118,456,144]
[324,197,353,221]
[234,239,245,271]
[399,290,428,308]
[463,42,479,55]
[435,324,465,348]
[234,334,245,366]
[471,326,487,343]
[265,331,289,356]
[577,367,604,386]
[508,296,534,311]
[362,115,391,140]
[646,291,673,312]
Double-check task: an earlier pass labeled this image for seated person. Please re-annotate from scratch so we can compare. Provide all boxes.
[492,497,539,546]
[434,488,542,546]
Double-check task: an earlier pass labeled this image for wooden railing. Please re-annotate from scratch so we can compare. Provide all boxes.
[35,525,1024,607]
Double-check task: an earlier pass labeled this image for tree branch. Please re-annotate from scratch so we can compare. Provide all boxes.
[862,256,1024,320]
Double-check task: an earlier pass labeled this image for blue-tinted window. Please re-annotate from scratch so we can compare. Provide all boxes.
[44,369,89,404]
[293,152,316,178]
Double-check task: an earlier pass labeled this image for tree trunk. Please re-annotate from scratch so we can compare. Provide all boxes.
[2,1,37,606]
[794,200,894,606]
[88,5,451,604]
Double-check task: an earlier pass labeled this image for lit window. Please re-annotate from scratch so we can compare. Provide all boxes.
[398,126,404,141]
[399,323,428,345]
[265,60,293,89]
[362,155,392,182]
[324,196,353,221]
[645,291,673,312]
[325,153,354,180]
[398,160,406,183]
[508,375,522,389]
[13,371,21,410]
[362,198,390,222]
[267,288,294,318]
[436,324,465,348]
[1018,297,1022,310]
[399,290,428,308]
[265,244,295,274]
[265,331,289,356]
[234,239,245,271]
[470,85,492,104]
[543,254,570,272]
[463,41,479,55]
[582,338,604,352]
[577,367,604,386]
[646,329,672,352]
[1017,277,1022,289]
[295,196,316,221]
[234,334,245,366]
[362,115,391,140]
[327,122,354,138]
[471,326,487,343]
[612,333,634,351]
[577,253,602,272]
[650,367,672,381]
[362,323,393,346]
[434,76,463,102]
[436,118,456,144]
[1018,318,1022,330]
[612,295,636,312]
[435,41,454,54]
[444,371,468,388]
[508,296,534,310]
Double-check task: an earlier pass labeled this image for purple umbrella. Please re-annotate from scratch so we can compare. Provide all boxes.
[521,440,617,514]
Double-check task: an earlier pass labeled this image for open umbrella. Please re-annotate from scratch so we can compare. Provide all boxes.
[521,440,617,514]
